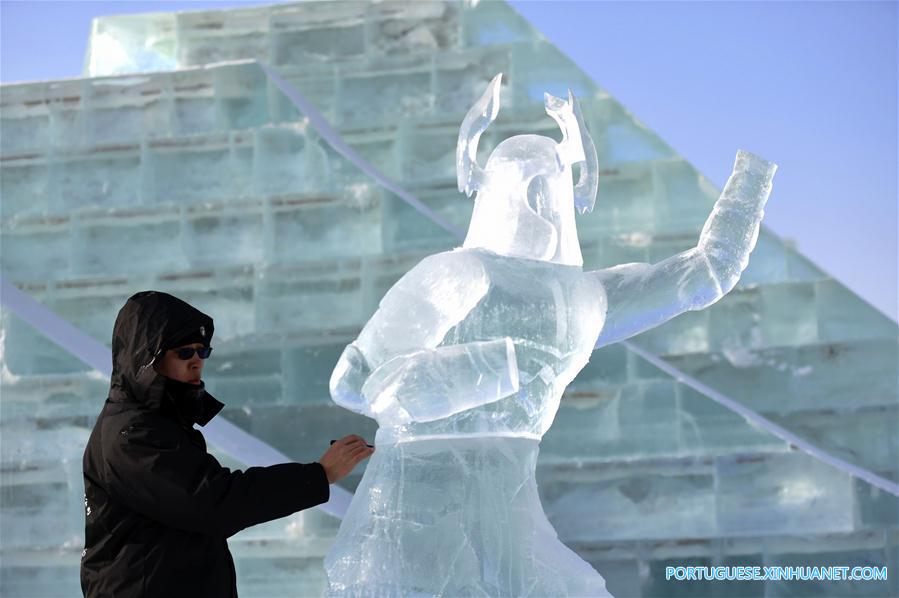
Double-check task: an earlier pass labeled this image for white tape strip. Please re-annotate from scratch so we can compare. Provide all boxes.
[624,339,899,496]
[259,62,465,240]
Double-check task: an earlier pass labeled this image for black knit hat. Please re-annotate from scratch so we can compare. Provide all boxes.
[165,324,211,350]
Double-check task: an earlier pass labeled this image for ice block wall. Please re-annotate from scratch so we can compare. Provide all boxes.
[1,2,896,597]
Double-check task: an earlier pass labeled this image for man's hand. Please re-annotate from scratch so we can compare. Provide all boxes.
[318,435,374,484]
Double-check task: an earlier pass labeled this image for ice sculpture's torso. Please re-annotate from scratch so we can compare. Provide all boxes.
[378,247,607,443]
[326,247,612,596]
[325,247,613,595]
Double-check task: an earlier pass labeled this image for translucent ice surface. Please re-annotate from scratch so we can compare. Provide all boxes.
[325,437,609,596]
[327,75,776,595]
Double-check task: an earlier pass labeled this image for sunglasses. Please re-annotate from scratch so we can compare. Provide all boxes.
[171,347,213,360]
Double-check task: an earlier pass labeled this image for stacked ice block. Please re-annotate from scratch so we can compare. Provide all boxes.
[1,1,896,596]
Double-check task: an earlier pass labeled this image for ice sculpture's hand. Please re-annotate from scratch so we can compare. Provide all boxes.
[361,357,415,426]
[371,394,415,427]
[513,342,558,387]
[318,435,374,484]
[697,150,776,296]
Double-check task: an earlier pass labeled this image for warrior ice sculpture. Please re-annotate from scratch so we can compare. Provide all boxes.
[325,73,776,596]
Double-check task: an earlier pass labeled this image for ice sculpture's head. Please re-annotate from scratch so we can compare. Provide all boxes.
[457,73,599,266]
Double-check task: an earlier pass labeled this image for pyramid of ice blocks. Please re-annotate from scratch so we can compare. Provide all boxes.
[1,2,896,596]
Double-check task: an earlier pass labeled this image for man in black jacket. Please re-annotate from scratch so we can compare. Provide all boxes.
[81,290,372,597]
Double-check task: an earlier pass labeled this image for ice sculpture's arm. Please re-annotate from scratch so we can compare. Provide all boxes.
[331,252,520,423]
[592,150,776,349]
[359,338,520,424]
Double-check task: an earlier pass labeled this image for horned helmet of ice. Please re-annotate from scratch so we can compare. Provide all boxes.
[457,73,598,265]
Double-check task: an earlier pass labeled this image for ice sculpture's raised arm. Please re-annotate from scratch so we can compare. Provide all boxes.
[330,252,520,425]
[592,150,777,349]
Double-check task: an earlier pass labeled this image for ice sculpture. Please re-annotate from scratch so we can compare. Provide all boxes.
[325,73,776,596]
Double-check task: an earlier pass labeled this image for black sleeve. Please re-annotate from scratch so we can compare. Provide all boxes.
[102,415,330,538]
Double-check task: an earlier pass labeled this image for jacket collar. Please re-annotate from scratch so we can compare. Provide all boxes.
[189,386,225,427]
[109,375,225,427]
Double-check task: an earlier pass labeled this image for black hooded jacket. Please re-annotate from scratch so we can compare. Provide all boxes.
[81,291,330,597]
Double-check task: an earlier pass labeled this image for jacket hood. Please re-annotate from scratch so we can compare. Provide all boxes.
[108,290,223,426]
